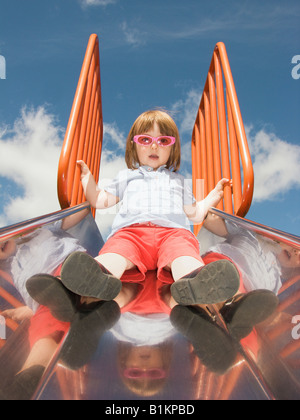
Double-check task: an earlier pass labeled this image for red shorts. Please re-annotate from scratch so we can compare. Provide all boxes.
[28,305,70,348]
[121,270,173,315]
[28,263,70,348]
[99,224,203,282]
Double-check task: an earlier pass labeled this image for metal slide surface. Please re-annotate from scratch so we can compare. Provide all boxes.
[0,204,299,400]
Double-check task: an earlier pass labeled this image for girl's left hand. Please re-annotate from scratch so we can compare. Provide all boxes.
[215,178,232,196]
[208,178,232,207]
[77,160,90,179]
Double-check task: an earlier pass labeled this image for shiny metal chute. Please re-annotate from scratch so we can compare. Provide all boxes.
[0,205,299,400]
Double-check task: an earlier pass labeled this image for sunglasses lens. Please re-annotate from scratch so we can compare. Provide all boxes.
[157,137,173,146]
[148,369,165,379]
[134,135,175,146]
[127,368,142,378]
[123,368,166,379]
[137,136,152,145]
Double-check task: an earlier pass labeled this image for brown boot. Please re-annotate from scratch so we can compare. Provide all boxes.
[171,260,240,306]
[61,252,122,301]
[220,289,279,341]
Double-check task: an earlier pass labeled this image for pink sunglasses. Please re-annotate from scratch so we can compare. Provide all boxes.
[133,135,176,147]
[123,368,166,379]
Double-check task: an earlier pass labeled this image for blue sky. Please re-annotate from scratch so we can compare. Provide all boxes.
[0,0,299,239]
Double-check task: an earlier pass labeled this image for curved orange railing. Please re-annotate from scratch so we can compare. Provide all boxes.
[192,42,254,235]
[57,34,103,217]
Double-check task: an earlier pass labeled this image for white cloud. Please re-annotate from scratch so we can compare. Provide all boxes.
[246,127,300,202]
[171,88,201,173]
[103,121,126,151]
[171,88,202,135]
[120,21,146,48]
[0,107,127,238]
[0,106,63,227]
[79,0,116,7]
[171,89,300,206]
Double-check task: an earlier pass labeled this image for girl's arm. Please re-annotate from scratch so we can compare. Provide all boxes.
[184,178,231,224]
[61,207,90,230]
[203,213,229,237]
[77,161,120,209]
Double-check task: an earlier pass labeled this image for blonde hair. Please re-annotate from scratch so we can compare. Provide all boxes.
[125,110,181,172]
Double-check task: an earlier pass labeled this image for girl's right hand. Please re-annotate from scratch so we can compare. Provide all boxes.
[1,306,34,322]
[77,160,90,178]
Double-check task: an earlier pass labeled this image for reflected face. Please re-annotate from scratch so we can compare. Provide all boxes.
[278,245,300,268]
[124,346,164,370]
[0,239,16,260]
[121,345,166,383]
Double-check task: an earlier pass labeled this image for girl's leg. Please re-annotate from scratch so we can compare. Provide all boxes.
[170,256,204,282]
[114,283,139,308]
[20,332,63,373]
[95,253,135,279]
[161,288,177,310]
[81,282,139,309]
[0,332,64,400]
[95,255,139,308]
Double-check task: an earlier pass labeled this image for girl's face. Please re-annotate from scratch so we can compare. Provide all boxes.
[278,244,300,268]
[124,345,164,370]
[135,122,172,170]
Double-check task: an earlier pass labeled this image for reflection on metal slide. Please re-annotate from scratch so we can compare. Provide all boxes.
[0,203,299,400]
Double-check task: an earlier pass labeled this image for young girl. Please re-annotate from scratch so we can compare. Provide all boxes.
[56,110,240,308]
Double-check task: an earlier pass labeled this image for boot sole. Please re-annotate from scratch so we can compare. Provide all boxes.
[60,252,122,300]
[171,260,240,305]
[26,274,76,322]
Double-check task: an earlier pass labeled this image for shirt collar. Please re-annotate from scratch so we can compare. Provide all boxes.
[139,165,167,174]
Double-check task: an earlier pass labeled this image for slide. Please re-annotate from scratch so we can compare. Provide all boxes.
[0,203,299,400]
[0,34,298,401]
